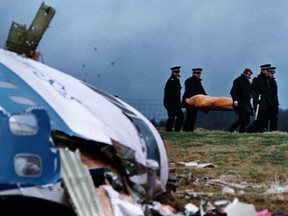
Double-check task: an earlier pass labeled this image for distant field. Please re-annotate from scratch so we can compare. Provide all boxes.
[158,129,288,213]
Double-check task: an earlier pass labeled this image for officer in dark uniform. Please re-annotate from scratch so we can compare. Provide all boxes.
[182,68,207,132]
[251,64,271,132]
[228,68,254,133]
[163,66,184,132]
[267,66,279,131]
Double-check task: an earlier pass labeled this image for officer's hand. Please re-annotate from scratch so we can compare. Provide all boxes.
[233,101,238,107]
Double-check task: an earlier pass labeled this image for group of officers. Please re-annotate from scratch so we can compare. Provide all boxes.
[163,64,279,133]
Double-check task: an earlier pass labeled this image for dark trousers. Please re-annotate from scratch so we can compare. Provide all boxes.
[268,108,278,131]
[269,115,278,131]
[165,108,184,132]
[229,109,250,133]
[183,108,198,132]
[253,107,268,132]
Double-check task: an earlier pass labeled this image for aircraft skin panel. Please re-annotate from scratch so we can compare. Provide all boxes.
[0,108,61,186]
[0,63,72,134]
[0,50,112,145]
[0,47,169,189]
[0,182,69,206]
[119,100,168,186]
[0,49,147,166]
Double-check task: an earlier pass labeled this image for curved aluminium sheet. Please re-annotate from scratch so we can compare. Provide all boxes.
[0,49,168,186]
[0,108,60,186]
[0,49,146,166]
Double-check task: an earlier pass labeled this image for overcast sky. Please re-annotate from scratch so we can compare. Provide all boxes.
[1,1,288,109]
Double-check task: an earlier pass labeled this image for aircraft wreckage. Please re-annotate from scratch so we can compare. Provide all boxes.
[0,3,168,215]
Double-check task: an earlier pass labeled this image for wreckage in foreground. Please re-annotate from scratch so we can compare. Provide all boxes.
[0,3,168,215]
[0,47,168,215]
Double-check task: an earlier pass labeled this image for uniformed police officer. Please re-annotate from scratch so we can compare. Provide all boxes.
[251,64,271,132]
[228,68,254,133]
[182,68,207,132]
[163,66,184,132]
[267,66,279,131]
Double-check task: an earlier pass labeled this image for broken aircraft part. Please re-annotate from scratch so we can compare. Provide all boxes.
[0,48,168,215]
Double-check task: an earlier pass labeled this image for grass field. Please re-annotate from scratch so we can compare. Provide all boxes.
[158,129,288,213]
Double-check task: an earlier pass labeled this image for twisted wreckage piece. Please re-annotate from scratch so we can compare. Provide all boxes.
[185,94,233,111]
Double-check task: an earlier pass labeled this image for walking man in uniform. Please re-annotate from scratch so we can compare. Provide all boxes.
[163,66,184,132]
[267,66,279,131]
[251,64,271,132]
[228,68,254,133]
[182,68,207,132]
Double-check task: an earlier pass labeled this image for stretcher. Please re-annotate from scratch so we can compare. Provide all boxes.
[185,94,233,111]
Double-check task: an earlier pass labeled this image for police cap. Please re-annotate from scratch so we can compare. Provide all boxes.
[260,64,271,70]
[170,66,181,72]
[192,68,203,73]
[269,66,276,74]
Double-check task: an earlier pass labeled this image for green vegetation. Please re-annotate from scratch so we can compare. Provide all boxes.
[159,129,288,212]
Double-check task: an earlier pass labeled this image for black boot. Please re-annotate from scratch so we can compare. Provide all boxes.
[228,121,240,132]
